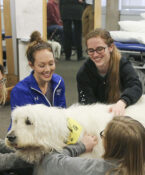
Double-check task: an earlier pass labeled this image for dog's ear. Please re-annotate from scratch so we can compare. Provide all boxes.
[25,117,33,125]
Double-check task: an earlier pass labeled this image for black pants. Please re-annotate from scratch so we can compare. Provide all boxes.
[63,19,82,59]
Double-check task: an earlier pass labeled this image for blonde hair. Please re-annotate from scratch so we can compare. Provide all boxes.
[26,31,52,65]
[103,116,145,175]
[0,64,7,105]
[86,28,121,103]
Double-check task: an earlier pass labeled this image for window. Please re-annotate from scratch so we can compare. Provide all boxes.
[0,0,3,9]
[121,0,145,9]
[101,0,145,10]
[102,0,106,7]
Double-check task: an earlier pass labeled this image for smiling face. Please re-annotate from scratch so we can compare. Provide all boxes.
[87,37,113,73]
[30,49,56,84]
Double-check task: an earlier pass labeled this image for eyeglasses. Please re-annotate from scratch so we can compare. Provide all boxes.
[0,78,6,84]
[86,46,107,55]
[100,130,105,139]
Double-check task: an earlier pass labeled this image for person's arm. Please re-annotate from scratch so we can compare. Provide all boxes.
[109,99,127,116]
[109,58,142,116]
[63,134,97,156]
[0,152,32,171]
[0,139,32,171]
[119,58,142,106]
[39,134,98,175]
[0,139,13,153]
[10,87,34,110]
[47,3,61,25]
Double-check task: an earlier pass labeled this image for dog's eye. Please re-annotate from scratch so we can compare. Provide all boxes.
[25,117,32,125]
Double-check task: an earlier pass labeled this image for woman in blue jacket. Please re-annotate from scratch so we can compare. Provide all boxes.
[9,31,66,130]
[11,31,66,109]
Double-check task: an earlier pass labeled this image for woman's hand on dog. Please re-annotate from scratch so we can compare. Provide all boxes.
[109,99,126,116]
[81,133,98,152]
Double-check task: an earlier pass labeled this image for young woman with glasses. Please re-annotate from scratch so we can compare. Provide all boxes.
[76,28,142,116]
[0,64,7,105]
[33,116,145,175]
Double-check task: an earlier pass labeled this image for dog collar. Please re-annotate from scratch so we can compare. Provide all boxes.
[67,118,82,144]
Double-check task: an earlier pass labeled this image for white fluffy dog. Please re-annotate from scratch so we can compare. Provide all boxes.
[47,40,61,59]
[5,95,145,165]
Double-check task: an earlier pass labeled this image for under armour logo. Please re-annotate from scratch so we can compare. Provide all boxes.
[56,89,62,95]
[34,96,39,101]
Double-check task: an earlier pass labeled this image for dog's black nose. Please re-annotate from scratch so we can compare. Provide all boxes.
[7,132,16,142]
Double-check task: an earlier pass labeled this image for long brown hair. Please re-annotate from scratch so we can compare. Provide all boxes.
[0,64,7,105]
[26,31,52,65]
[103,116,145,175]
[86,28,121,103]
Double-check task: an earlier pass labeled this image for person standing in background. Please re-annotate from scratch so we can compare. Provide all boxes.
[47,0,63,45]
[59,0,85,61]
[82,0,94,38]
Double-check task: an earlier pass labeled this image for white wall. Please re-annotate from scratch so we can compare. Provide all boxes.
[18,40,32,80]
[14,0,43,39]
[10,0,43,78]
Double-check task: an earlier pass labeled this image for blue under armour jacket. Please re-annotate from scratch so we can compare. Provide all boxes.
[8,71,66,130]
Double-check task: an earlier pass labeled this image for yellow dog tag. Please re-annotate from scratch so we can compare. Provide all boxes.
[67,118,82,144]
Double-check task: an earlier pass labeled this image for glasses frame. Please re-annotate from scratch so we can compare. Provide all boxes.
[86,46,107,55]
[100,130,105,139]
[0,78,7,84]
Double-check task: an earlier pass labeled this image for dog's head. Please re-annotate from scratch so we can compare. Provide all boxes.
[5,104,69,162]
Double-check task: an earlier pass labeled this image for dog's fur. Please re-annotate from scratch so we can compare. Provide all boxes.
[47,40,61,59]
[5,95,145,164]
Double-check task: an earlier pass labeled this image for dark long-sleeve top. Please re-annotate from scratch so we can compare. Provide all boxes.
[0,139,32,172]
[59,0,84,20]
[47,0,62,26]
[76,57,142,106]
[33,142,117,175]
